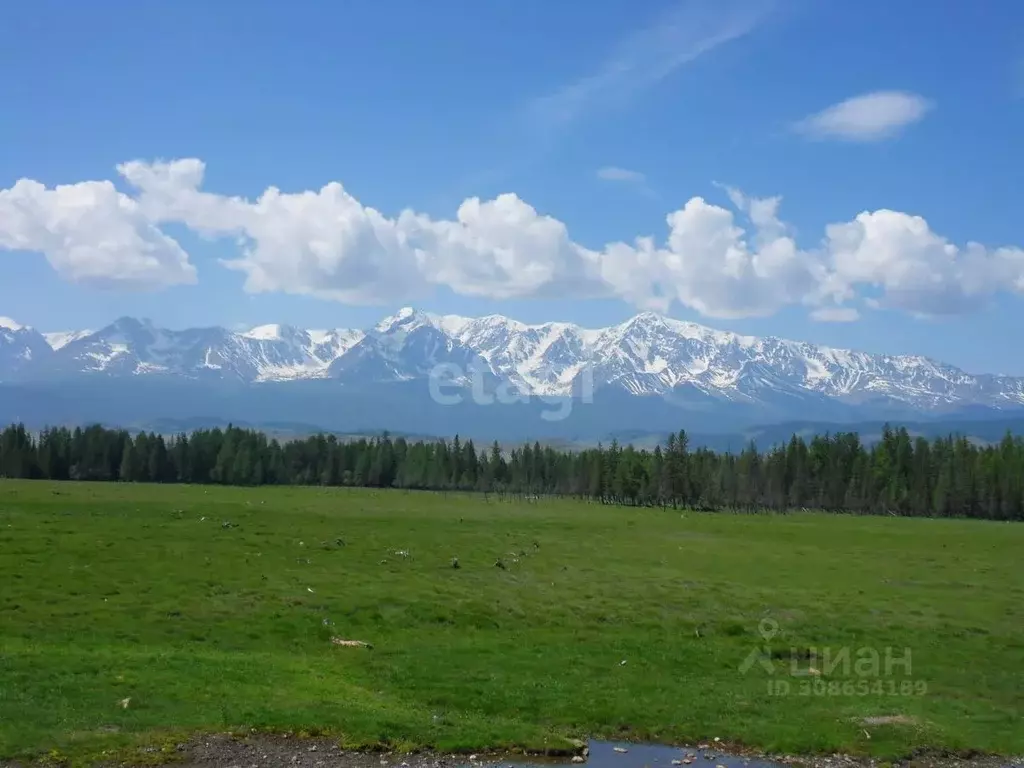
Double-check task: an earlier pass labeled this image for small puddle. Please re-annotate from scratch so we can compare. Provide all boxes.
[490,740,787,768]
[466,740,1024,768]
[582,741,782,768]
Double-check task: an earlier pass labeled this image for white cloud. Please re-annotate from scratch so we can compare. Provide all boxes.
[0,176,196,289]
[597,167,658,200]
[409,194,609,301]
[794,91,933,142]
[597,167,647,183]
[4,158,1024,324]
[120,160,605,304]
[651,196,821,318]
[120,158,427,304]
[525,0,769,136]
[823,209,1024,315]
[810,307,860,323]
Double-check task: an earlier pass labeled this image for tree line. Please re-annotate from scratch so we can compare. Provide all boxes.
[1,422,1022,520]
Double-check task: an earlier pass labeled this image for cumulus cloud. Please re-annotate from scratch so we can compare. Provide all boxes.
[3,158,1024,323]
[409,195,608,301]
[0,176,195,288]
[122,158,438,304]
[119,160,604,304]
[823,210,1024,315]
[794,91,933,142]
[655,197,821,318]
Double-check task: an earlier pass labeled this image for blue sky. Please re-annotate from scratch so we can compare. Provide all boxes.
[1,0,1023,373]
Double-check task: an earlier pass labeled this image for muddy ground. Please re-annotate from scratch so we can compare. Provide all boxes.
[2,734,1022,768]
[170,735,1023,768]
[10,733,1022,768]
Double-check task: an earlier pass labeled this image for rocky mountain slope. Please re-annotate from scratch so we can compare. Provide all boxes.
[3,309,1022,415]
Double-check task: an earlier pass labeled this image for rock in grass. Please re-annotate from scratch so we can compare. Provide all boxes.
[330,637,373,649]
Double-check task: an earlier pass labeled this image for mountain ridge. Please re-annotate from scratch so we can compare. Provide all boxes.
[3,308,1024,419]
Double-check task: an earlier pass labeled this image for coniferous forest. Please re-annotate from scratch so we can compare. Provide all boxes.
[1,422,1022,521]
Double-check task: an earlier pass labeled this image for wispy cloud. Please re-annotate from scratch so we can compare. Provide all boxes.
[810,307,861,323]
[793,91,933,143]
[597,166,647,183]
[596,166,658,199]
[443,0,770,205]
[524,0,772,139]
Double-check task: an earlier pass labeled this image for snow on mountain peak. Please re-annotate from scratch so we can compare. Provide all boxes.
[375,307,424,332]
[242,323,291,341]
[44,330,94,351]
[613,311,754,348]
[2,308,1023,413]
[374,307,481,336]
[423,311,478,336]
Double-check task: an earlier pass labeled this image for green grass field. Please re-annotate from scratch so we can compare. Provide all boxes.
[1,481,1022,765]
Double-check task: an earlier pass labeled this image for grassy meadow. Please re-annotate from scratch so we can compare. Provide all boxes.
[0,480,1022,764]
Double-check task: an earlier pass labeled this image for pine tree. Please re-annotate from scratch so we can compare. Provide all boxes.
[2,417,1020,522]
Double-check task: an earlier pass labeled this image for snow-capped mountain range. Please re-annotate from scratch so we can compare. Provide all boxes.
[2,308,1024,415]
